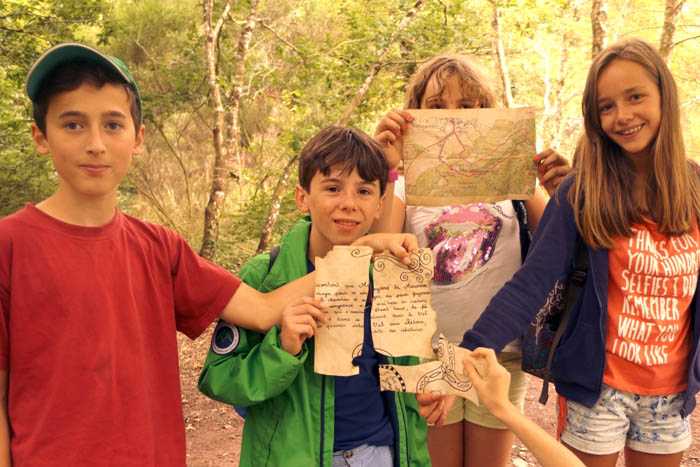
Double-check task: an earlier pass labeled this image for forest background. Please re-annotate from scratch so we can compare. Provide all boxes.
[3,0,699,267]
[2,1,700,465]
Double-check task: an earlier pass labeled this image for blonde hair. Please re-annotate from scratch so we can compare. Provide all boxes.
[570,38,700,249]
[404,55,497,110]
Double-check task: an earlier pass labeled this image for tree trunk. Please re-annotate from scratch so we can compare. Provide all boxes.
[490,4,513,108]
[227,0,260,201]
[200,0,260,260]
[549,1,582,150]
[336,0,426,125]
[255,155,298,255]
[659,0,686,63]
[591,0,608,59]
[200,0,231,260]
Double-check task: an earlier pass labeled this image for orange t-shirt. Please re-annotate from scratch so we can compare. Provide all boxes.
[604,219,699,395]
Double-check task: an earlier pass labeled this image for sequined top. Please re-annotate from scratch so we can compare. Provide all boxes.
[395,176,523,352]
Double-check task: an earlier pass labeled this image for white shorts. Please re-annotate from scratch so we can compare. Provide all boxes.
[558,384,692,455]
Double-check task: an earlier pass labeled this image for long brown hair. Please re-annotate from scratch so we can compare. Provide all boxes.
[570,38,700,249]
[404,55,497,110]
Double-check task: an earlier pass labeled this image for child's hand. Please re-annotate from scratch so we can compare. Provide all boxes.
[375,109,413,170]
[352,232,418,265]
[463,348,511,417]
[279,297,326,356]
[416,392,455,427]
[534,148,571,196]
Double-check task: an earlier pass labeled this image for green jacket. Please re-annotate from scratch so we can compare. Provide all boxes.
[198,217,430,467]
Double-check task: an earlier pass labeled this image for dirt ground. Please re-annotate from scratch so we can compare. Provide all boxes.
[180,326,700,466]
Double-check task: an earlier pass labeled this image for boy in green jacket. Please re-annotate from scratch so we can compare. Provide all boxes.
[199,126,430,466]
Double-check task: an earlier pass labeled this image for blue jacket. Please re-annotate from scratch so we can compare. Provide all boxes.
[461,176,700,417]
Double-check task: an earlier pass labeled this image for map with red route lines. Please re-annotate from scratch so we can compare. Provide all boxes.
[403,108,537,206]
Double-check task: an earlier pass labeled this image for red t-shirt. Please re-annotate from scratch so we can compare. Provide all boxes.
[604,219,699,395]
[0,205,241,465]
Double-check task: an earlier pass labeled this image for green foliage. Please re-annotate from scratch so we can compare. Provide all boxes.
[2,0,699,267]
[0,0,109,216]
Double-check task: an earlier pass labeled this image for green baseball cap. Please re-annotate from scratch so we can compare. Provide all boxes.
[25,42,142,118]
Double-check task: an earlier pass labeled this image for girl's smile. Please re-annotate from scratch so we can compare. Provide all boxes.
[596,58,661,164]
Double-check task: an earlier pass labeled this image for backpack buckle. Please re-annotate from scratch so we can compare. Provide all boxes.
[569,266,587,285]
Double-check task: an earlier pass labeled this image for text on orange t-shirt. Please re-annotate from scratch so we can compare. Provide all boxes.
[604,220,699,395]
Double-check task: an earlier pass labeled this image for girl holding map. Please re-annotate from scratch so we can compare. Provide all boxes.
[453,38,700,467]
[374,55,571,467]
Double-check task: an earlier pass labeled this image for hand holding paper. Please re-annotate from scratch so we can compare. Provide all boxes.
[463,347,512,418]
[352,232,418,265]
[379,335,486,404]
[280,297,327,356]
[415,393,455,427]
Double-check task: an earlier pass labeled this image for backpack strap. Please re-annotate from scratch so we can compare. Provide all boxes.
[537,237,588,404]
[267,245,281,273]
[512,200,532,263]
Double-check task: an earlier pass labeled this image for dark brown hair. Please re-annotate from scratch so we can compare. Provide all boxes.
[32,61,141,136]
[570,38,700,248]
[298,126,389,195]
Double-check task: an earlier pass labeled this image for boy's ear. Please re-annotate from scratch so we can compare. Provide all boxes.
[295,184,310,213]
[132,124,146,156]
[374,192,387,220]
[31,123,50,155]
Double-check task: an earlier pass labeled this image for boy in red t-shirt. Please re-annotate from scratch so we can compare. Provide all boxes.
[0,43,416,465]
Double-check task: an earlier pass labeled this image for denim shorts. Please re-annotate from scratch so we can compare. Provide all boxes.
[558,384,692,455]
[332,444,393,467]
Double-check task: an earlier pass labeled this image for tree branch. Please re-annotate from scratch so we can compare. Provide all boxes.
[152,122,193,210]
[659,0,686,62]
[672,33,700,48]
[437,0,448,25]
[200,0,233,259]
[591,0,608,59]
[256,154,298,255]
[490,2,513,108]
[258,19,307,66]
[336,0,427,125]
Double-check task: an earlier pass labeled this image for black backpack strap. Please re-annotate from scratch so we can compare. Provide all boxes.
[537,237,588,404]
[512,200,532,263]
[267,245,281,273]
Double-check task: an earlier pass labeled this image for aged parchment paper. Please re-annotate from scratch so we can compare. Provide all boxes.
[372,248,436,358]
[378,334,487,404]
[314,246,372,376]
